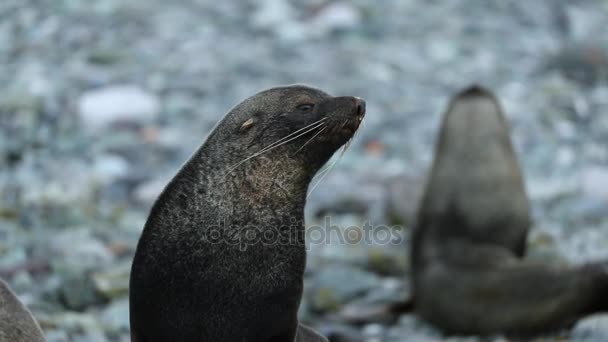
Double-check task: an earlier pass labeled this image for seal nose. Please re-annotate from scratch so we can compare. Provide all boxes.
[355,97,366,118]
[355,97,365,118]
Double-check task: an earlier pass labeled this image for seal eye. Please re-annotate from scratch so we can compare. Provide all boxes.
[297,104,315,113]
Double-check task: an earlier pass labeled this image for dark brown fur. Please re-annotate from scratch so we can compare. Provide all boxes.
[130,85,364,341]
[411,86,608,336]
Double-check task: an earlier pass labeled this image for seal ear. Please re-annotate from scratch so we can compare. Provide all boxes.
[240,118,255,131]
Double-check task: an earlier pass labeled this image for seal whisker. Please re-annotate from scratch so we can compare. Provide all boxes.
[307,160,337,198]
[241,117,328,157]
[223,120,328,178]
[344,118,363,151]
[245,118,328,157]
[293,126,327,155]
[229,121,326,168]
[258,117,328,154]
[340,120,348,130]
[343,137,353,152]
[250,121,325,157]
[307,145,346,198]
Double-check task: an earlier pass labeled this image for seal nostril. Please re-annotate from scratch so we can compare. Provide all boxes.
[354,97,366,117]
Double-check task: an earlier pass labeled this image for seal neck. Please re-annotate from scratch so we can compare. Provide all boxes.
[183,148,319,217]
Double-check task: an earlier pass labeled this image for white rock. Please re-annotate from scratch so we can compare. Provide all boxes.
[528,176,578,201]
[566,6,606,40]
[554,120,576,139]
[251,0,311,41]
[251,0,295,30]
[362,323,384,337]
[312,2,362,34]
[427,39,457,63]
[78,85,159,131]
[51,230,114,270]
[556,147,575,167]
[101,298,130,331]
[581,167,608,200]
[571,314,608,341]
[92,154,130,185]
[133,177,169,204]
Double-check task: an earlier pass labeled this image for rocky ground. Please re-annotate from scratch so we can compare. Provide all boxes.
[1,0,608,341]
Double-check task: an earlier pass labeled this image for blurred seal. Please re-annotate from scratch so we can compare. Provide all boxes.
[0,278,46,342]
[413,85,530,262]
[130,85,365,341]
[411,86,608,336]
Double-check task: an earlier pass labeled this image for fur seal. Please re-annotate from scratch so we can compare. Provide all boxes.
[413,85,531,262]
[0,278,45,342]
[130,85,365,341]
[411,86,608,336]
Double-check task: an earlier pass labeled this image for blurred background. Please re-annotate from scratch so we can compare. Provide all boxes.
[1,0,608,341]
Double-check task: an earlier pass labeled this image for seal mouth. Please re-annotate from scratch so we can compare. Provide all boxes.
[339,97,366,134]
[340,121,359,135]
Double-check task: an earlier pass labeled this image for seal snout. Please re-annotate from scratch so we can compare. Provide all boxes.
[334,96,365,135]
[347,97,366,133]
[354,97,366,121]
